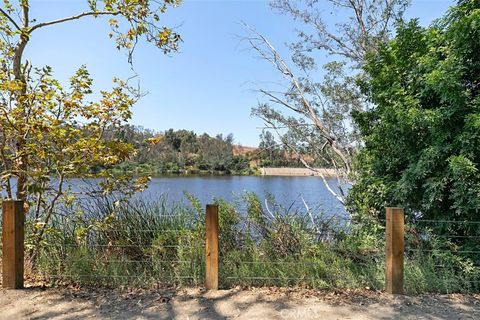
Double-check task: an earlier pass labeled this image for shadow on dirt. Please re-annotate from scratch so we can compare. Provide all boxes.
[1,286,479,319]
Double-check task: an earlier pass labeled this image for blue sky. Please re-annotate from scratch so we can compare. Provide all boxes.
[24,0,454,146]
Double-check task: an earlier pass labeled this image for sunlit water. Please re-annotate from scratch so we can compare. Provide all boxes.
[7,176,350,218]
[98,176,347,217]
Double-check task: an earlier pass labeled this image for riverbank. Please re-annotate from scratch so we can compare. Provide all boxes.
[260,167,337,177]
[113,167,337,177]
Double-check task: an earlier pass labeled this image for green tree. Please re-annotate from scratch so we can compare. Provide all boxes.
[198,133,234,172]
[229,155,251,174]
[349,1,480,224]
[0,0,181,257]
[162,129,198,169]
[258,130,281,167]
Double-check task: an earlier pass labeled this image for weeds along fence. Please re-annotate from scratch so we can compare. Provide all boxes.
[403,218,480,293]
[35,226,205,288]
[1,197,480,294]
[1,198,205,288]
[217,215,386,290]
[36,198,206,288]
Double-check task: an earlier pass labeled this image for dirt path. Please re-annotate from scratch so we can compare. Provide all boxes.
[1,286,479,319]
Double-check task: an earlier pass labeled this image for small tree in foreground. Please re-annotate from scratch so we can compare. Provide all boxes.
[0,0,181,259]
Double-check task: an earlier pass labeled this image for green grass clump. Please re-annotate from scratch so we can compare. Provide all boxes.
[32,195,205,287]
[21,193,480,293]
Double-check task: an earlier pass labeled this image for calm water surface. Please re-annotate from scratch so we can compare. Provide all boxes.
[7,176,348,217]
[133,176,348,217]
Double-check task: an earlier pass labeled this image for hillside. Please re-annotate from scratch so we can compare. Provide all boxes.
[232,145,258,156]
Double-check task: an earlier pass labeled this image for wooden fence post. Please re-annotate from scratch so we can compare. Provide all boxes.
[385,207,404,294]
[205,204,219,290]
[2,200,25,289]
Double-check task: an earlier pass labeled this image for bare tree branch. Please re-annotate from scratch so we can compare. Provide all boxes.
[0,8,20,30]
[244,23,352,174]
[30,11,121,32]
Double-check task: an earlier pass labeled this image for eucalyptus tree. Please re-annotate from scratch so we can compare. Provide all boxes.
[246,0,409,204]
[0,0,181,257]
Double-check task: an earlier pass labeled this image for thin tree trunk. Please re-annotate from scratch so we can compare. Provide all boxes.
[12,3,29,201]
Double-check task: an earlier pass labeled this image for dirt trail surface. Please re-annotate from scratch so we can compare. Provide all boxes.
[1,286,479,319]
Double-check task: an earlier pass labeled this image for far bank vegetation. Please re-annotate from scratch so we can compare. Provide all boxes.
[109,126,331,176]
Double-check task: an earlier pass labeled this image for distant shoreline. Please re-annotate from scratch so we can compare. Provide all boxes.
[259,167,337,177]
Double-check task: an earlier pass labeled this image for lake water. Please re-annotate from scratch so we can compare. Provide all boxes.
[132,176,348,217]
[5,176,348,217]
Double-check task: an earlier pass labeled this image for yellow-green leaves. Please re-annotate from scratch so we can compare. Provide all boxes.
[0,0,182,260]
[99,0,182,57]
[146,136,162,145]
[0,60,140,200]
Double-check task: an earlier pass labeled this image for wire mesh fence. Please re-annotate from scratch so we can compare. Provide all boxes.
[215,215,387,290]
[403,218,480,293]
[220,256,385,289]
[32,214,206,287]
[20,206,388,290]
[2,198,480,294]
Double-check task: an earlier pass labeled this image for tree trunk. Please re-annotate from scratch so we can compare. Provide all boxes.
[12,28,29,201]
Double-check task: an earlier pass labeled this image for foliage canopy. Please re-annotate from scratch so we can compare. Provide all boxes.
[0,0,181,259]
[349,1,480,223]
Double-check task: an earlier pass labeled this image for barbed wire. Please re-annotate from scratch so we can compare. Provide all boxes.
[43,274,199,279]
[60,244,204,249]
[411,219,480,225]
[225,276,319,281]
[431,235,480,239]
[228,260,365,266]
[430,265,480,270]
[72,228,200,233]
[45,259,196,264]
[406,248,480,254]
